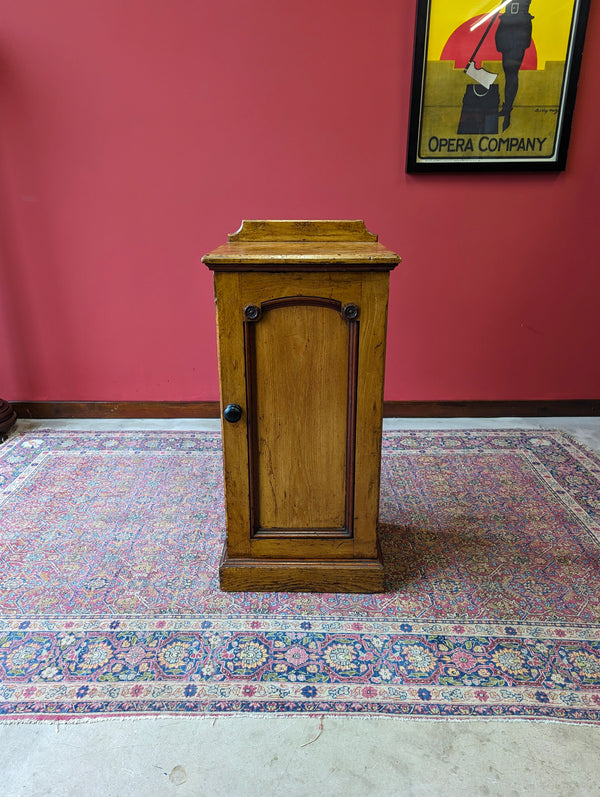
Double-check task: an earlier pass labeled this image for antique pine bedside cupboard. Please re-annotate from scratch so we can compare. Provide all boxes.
[202,220,400,593]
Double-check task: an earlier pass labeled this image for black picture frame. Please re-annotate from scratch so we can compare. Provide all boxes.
[406,0,591,172]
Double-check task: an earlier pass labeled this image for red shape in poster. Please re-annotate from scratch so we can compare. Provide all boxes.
[440,16,537,70]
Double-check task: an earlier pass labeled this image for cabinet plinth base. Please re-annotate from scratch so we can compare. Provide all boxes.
[219,547,385,593]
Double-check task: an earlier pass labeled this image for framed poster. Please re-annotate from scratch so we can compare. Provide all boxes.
[406,0,591,172]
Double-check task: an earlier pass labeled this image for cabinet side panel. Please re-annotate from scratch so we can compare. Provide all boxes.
[214,272,251,557]
[253,304,348,530]
[352,272,390,558]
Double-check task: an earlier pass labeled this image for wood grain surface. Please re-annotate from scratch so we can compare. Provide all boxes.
[251,302,349,531]
[228,219,378,242]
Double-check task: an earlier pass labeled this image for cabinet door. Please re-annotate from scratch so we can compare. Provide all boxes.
[215,271,388,561]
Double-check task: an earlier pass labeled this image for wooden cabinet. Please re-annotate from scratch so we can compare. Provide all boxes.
[202,220,400,592]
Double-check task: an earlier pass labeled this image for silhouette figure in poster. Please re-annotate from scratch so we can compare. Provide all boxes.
[495,1,534,130]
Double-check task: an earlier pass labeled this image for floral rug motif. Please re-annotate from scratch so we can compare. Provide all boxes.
[0,429,599,722]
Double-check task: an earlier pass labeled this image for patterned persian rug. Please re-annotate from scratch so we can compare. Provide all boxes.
[0,429,599,723]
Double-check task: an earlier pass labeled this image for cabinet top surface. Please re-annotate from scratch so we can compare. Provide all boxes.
[201,220,401,271]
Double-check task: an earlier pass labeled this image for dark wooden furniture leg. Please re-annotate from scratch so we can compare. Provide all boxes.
[0,398,17,442]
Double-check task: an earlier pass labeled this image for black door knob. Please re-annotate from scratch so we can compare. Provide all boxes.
[223,403,243,423]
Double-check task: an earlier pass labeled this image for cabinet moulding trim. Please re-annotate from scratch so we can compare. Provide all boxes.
[242,296,360,538]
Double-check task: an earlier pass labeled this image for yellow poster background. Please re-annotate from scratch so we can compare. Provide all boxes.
[418,1,577,161]
[427,1,573,66]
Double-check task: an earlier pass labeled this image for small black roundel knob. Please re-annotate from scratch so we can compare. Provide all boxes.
[223,403,243,423]
[342,303,360,321]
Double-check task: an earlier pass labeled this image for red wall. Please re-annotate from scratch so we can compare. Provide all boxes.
[0,0,598,403]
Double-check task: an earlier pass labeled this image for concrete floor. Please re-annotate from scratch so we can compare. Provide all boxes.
[2,417,600,797]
